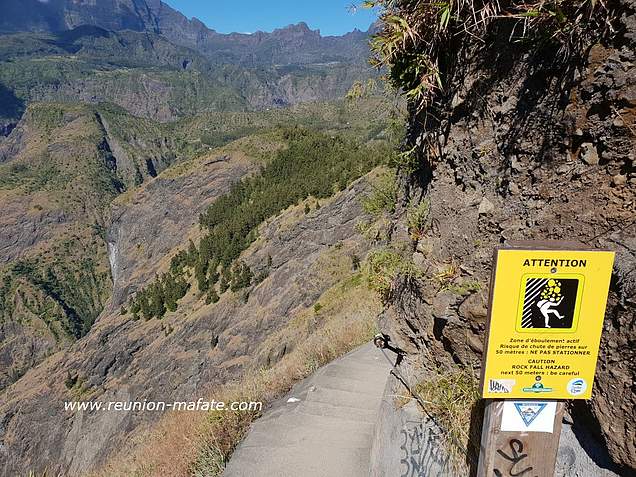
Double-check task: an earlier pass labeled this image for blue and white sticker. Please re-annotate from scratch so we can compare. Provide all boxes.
[567,378,587,396]
[514,402,547,426]
[501,401,557,433]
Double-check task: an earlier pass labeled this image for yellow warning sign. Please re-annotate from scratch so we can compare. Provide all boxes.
[481,248,615,399]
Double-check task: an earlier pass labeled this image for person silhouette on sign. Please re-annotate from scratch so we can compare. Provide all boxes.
[537,296,565,328]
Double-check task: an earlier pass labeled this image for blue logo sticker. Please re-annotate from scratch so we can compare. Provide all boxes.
[514,402,547,427]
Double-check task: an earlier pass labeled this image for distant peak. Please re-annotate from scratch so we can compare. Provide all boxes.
[292,21,310,31]
[274,22,317,35]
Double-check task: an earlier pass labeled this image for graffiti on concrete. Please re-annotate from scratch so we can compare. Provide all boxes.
[399,419,451,477]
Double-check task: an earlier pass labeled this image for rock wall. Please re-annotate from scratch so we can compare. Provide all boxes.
[379,0,636,473]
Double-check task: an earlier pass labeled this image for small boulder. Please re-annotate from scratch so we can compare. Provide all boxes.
[478,197,495,215]
[580,143,599,165]
[412,252,426,268]
[612,174,627,186]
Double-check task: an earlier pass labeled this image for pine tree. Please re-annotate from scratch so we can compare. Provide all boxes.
[206,288,220,305]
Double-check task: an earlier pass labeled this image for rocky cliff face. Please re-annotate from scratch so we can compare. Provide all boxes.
[0,0,184,36]
[0,101,189,391]
[379,0,635,473]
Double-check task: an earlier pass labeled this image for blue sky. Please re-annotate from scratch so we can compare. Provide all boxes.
[163,1,378,36]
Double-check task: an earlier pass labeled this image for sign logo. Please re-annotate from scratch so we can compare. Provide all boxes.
[522,376,553,393]
[488,379,515,394]
[517,276,582,331]
[514,402,547,427]
[567,378,587,396]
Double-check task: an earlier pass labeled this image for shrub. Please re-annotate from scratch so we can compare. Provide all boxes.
[350,253,361,271]
[361,171,398,217]
[365,248,422,302]
[407,198,430,240]
[64,372,78,390]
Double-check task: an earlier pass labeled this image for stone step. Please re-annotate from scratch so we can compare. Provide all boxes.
[296,398,378,423]
[253,406,376,432]
[318,362,392,386]
[311,372,388,396]
[223,445,370,477]
[319,359,388,376]
[303,385,383,411]
[241,419,374,449]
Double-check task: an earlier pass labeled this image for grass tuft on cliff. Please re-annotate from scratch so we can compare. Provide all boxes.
[365,0,618,108]
[414,366,481,472]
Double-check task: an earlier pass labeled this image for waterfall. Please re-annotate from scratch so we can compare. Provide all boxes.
[107,234,119,287]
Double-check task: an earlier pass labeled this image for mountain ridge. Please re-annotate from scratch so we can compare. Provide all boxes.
[0,2,377,129]
[0,0,374,66]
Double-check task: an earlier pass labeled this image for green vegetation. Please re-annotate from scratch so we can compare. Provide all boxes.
[127,128,391,319]
[0,101,189,350]
[413,366,481,470]
[366,0,613,108]
[0,30,247,123]
[0,102,187,197]
[365,248,422,302]
[67,375,93,400]
[175,96,403,151]
[434,262,460,290]
[446,279,483,296]
[0,235,111,339]
[361,169,398,216]
[407,198,431,240]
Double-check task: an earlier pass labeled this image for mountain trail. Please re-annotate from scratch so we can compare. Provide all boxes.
[223,343,394,477]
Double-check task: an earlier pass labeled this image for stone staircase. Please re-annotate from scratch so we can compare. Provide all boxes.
[223,343,394,477]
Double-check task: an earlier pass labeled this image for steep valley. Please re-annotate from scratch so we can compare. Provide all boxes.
[0,2,404,475]
[0,154,390,475]
[1,0,635,476]
[0,62,400,472]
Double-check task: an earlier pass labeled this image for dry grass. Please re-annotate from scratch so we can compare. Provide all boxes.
[91,277,379,477]
[413,366,481,471]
